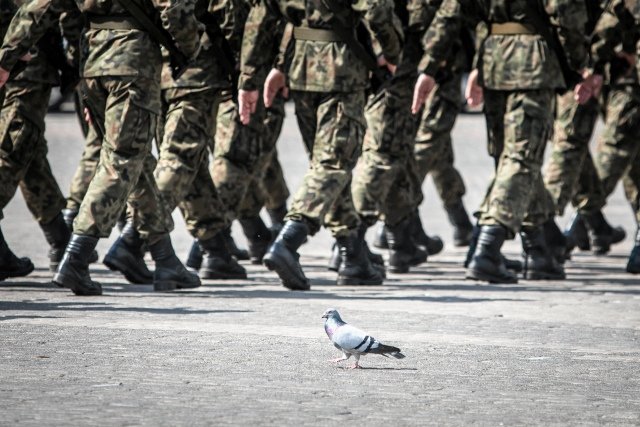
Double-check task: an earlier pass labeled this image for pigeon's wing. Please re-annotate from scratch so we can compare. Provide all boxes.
[333,324,405,358]
[332,324,376,353]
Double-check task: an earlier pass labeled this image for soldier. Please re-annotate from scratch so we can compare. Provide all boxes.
[103,0,247,284]
[413,0,588,283]
[238,0,402,290]
[575,0,640,273]
[543,2,628,259]
[0,1,85,280]
[0,0,202,295]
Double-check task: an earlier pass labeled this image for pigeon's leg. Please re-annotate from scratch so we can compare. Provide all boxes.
[329,351,351,364]
[349,354,361,369]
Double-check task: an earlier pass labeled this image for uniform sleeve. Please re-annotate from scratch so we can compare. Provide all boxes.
[591,0,638,73]
[238,1,282,90]
[358,0,403,65]
[418,0,477,76]
[59,7,85,69]
[153,0,201,59]
[545,0,589,72]
[0,0,76,71]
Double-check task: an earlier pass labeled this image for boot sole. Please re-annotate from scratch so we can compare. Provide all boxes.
[153,280,178,292]
[52,272,102,296]
[103,255,153,284]
[263,252,309,291]
[200,270,247,280]
[388,265,410,274]
[466,269,518,284]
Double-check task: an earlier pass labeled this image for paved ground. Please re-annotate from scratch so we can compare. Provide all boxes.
[1,107,639,426]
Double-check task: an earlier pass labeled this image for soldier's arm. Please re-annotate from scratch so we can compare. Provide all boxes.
[591,0,638,73]
[358,0,403,66]
[59,7,85,70]
[417,0,478,77]
[152,0,201,59]
[545,0,589,72]
[0,0,76,74]
[238,0,282,91]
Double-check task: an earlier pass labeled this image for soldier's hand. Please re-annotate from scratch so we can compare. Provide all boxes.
[238,89,259,125]
[377,55,396,75]
[264,68,288,108]
[411,73,436,115]
[574,71,603,105]
[464,69,483,107]
[0,67,9,89]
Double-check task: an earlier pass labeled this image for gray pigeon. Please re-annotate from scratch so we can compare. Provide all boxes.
[322,308,405,369]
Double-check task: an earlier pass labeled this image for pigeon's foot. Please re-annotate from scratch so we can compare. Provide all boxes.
[348,364,361,370]
[329,357,347,364]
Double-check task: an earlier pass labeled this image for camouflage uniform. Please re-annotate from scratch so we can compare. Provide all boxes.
[0,0,202,294]
[420,0,587,283]
[240,0,402,237]
[240,0,401,290]
[0,1,80,226]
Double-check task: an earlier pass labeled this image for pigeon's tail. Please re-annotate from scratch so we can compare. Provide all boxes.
[372,344,405,359]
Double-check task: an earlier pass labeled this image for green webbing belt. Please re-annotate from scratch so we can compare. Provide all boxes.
[293,27,345,42]
[88,15,143,31]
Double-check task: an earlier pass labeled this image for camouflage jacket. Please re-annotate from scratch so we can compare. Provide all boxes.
[238,0,403,93]
[161,0,251,91]
[591,4,638,85]
[418,0,589,90]
[0,0,82,85]
[592,0,640,84]
[0,0,200,82]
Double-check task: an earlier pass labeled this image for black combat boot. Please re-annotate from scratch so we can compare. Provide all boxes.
[466,225,518,284]
[267,204,288,238]
[0,226,34,281]
[564,212,590,255]
[40,213,71,272]
[103,221,153,284]
[239,216,272,264]
[445,200,474,247]
[148,234,201,291]
[336,231,383,286]
[222,226,250,261]
[410,211,444,256]
[626,228,640,274]
[385,217,428,274]
[185,240,203,271]
[198,232,247,279]
[328,224,385,277]
[62,208,78,230]
[263,220,310,290]
[521,226,566,280]
[542,218,569,264]
[581,210,626,255]
[52,234,102,295]
[465,224,522,272]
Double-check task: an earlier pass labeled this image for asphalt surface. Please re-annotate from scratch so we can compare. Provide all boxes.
[0,107,638,426]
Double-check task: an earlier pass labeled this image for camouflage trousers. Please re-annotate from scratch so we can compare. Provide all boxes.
[234,94,290,219]
[0,81,65,224]
[351,33,423,227]
[413,69,466,209]
[544,85,640,220]
[210,91,289,222]
[75,76,172,242]
[154,87,228,241]
[478,89,554,236]
[288,90,365,237]
[66,119,101,212]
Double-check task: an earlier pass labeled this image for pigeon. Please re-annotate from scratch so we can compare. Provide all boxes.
[321,308,405,369]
